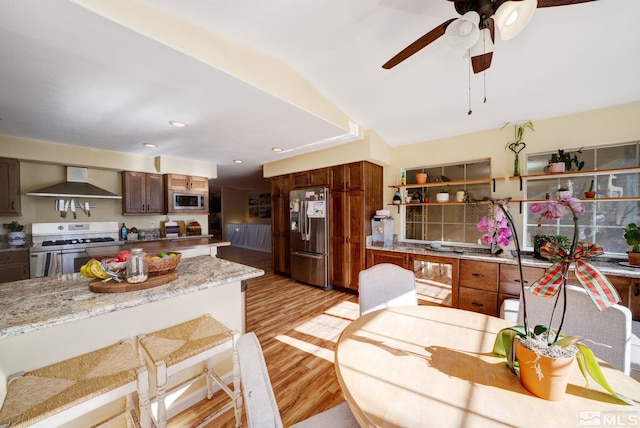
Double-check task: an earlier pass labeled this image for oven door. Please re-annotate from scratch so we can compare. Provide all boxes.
[64,250,91,275]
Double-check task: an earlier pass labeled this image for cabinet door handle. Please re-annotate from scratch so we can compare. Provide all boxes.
[513,279,529,284]
[635,282,639,297]
[472,273,484,278]
[472,301,484,307]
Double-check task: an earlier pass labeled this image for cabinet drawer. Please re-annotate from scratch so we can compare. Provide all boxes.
[499,264,546,296]
[0,250,28,264]
[459,260,498,292]
[458,287,497,316]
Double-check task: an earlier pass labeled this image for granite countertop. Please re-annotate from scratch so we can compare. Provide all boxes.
[87,237,230,258]
[368,243,640,279]
[0,256,263,339]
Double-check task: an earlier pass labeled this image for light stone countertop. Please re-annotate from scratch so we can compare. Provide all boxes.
[368,243,640,279]
[0,256,264,339]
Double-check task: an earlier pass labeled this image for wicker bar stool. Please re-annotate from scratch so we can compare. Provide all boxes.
[137,314,241,428]
[0,338,151,428]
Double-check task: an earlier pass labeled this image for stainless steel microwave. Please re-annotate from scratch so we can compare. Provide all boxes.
[173,193,206,210]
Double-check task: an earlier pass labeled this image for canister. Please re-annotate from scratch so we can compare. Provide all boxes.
[126,248,148,283]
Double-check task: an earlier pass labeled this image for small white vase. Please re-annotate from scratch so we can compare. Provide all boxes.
[8,231,26,246]
[436,192,449,203]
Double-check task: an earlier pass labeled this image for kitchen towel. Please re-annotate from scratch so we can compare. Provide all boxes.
[31,252,61,277]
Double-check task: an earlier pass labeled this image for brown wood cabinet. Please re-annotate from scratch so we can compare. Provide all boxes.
[165,174,209,214]
[366,249,408,268]
[165,174,208,192]
[0,250,29,282]
[458,259,499,316]
[122,171,165,215]
[0,157,21,215]
[292,168,329,189]
[329,162,382,292]
[270,175,291,275]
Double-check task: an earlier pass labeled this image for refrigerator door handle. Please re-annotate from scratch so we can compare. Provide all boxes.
[302,200,310,241]
[291,250,324,260]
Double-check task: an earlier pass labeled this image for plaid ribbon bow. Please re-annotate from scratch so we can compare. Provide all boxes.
[530,241,621,310]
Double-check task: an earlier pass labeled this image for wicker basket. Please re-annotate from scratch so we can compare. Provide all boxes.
[147,252,181,277]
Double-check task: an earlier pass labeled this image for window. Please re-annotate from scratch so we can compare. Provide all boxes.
[403,160,492,243]
[524,142,640,255]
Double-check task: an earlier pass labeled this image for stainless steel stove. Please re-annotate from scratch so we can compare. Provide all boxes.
[30,222,123,277]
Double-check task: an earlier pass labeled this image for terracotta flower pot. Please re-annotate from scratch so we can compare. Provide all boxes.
[515,340,575,401]
[584,191,596,199]
[416,173,427,184]
[628,252,640,266]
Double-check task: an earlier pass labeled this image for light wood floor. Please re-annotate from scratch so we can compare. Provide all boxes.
[168,246,359,427]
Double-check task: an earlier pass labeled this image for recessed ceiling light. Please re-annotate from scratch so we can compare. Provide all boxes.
[169,120,188,128]
[143,143,157,148]
[272,147,283,152]
[233,160,243,164]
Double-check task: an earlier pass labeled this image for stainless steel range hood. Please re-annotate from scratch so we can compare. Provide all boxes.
[26,167,122,199]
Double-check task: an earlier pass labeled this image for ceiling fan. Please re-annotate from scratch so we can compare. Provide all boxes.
[382,0,597,74]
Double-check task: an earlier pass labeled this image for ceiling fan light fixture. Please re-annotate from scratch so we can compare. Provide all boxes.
[468,28,494,57]
[495,0,537,41]
[445,11,480,50]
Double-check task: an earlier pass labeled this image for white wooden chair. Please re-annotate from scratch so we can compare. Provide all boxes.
[517,285,632,374]
[236,332,359,428]
[358,263,418,316]
[0,338,151,428]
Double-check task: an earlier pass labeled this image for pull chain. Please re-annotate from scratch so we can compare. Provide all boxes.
[468,54,472,115]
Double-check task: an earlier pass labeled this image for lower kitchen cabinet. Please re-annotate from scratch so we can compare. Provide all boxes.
[458,259,499,316]
[0,250,29,282]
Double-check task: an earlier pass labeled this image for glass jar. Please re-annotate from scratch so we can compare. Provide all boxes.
[126,248,148,283]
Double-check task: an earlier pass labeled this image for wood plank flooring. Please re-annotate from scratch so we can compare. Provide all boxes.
[168,247,359,427]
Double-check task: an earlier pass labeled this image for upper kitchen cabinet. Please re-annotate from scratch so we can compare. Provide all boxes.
[0,157,21,215]
[165,174,208,192]
[122,171,165,215]
[292,168,329,189]
[165,174,209,214]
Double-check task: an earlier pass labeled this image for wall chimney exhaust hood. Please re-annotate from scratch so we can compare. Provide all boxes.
[26,167,122,199]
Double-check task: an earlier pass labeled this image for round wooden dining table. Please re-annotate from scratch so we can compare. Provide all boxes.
[334,305,640,427]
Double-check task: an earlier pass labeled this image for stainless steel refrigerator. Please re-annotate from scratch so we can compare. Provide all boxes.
[289,187,330,290]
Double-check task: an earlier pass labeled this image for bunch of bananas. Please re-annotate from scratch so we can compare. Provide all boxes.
[80,259,110,279]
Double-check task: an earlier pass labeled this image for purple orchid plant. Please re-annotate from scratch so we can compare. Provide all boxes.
[477,200,513,250]
[487,196,631,404]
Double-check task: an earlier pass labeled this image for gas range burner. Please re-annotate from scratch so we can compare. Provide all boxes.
[41,237,116,246]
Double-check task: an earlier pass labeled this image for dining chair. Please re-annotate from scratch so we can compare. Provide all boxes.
[358,263,418,316]
[517,285,632,374]
[236,332,359,428]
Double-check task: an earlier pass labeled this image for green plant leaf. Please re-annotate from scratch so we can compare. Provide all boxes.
[553,335,581,348]
[575,343,634,405]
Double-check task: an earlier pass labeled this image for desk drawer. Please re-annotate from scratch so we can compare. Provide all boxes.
[499,264,546,296]
[458,287,497,316]
[459,260,498,292]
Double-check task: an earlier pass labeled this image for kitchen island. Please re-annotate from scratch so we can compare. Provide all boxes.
[0,255,263,422]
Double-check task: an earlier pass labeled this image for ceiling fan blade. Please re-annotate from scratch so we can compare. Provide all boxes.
[471,53,493,74]
[537,0,597,7]
[382,18,456,69]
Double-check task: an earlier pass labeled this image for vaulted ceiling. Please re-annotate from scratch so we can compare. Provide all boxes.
[1,0,638,189]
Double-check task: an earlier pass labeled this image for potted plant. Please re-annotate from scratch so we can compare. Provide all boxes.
[479,198,631,403]
[532,234,569,260]
[548,148,585,173]
[3,221,26,246]
[503,120,534,177]
[584,179,596,198]
[623,223,640,266]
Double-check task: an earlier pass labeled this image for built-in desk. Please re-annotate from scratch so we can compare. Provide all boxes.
[367,244,640,321]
